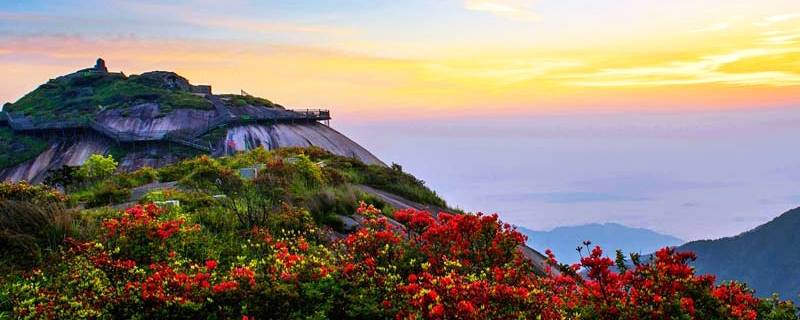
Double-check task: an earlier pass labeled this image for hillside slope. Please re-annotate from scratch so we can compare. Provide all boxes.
[679,207,800,300]
[0,59,383,182]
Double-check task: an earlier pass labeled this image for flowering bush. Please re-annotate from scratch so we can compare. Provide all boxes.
[0,202,797,319]
[0,181,67,203]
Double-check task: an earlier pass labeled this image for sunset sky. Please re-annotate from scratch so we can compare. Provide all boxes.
[3,1,800,241]
[2,0,800,118]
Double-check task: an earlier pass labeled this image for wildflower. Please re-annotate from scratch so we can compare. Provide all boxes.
[430,304,445,318]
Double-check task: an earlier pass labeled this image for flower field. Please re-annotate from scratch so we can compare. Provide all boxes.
[0,148,797,319]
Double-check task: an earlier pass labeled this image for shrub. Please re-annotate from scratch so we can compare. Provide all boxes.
[220,183,280,229]
[0,181,68,203]
[140,188,215,213]
[0,202,798,319]
[115,166,159,188]
[43,165,81,190]
[86,181,131,208]
[0,200,72,264]
[77,154,118,182]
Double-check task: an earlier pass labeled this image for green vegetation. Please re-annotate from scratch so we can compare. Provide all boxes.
[680,207,800,304]
[77,154,118,182]
[0,182,71,266]
[0,128,49,169]
[0,147,442,270]
[6,70,212,119]
[219,94,282,108]
[35,147,443,224]
[0,148,798,319]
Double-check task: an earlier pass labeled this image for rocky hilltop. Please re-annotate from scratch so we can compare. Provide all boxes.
[0,59,383,182]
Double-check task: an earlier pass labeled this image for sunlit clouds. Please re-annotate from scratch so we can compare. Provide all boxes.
[0,1,799,118]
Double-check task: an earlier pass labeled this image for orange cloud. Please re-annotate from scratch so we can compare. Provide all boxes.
[2,8,800,120]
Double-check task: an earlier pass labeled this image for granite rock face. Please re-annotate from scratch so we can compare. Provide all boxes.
[221,123,384,166]
[0,133,108,182]
[96,103,216,139]
[0,121,384,182]
[0,60,384,182]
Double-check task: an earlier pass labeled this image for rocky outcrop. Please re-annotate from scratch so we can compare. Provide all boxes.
[96,103,216,139]
[0,60,384,182]
[0,134,109,182]
[222,124,384,166]
[0,121,384,182]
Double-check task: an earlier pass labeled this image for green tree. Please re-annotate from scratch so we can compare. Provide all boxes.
[77,154,117,181]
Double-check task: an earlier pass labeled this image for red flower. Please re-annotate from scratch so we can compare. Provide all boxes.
[430,304,445,318]
[457,300,476,315]
[212,280,238,294]
[205,259,217,270]
[298,238,309,252]
[681,297,695,315]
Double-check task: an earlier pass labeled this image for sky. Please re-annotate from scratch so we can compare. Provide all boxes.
[2,0,800,240]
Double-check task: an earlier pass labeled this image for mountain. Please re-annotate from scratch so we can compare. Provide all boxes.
[0,58,382,182]
[679,207,800,301]
[519,223,683,264]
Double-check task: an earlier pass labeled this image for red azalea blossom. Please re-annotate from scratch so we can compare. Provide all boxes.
[8,200,789,319]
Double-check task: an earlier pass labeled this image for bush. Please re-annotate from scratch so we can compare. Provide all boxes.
[0,181,67,203]
[86,181,131,208]
[140,188,215,213]
[116,166,159,188]
[78,154,118,182]
[1,201,798,319]
[0,200,72,265]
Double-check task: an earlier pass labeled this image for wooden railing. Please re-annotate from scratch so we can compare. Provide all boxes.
[289,109,331,120]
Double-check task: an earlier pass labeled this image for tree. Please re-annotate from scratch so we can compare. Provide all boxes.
[77,154,117,181]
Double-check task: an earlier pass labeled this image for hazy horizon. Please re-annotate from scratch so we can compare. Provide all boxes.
[338,106,800,241]
[2,1,800,241]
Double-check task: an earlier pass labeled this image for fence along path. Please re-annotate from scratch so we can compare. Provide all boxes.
[0,100,331,152]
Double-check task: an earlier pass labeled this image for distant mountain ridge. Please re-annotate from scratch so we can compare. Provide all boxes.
[518,223,683,264]
[679,207,800,301]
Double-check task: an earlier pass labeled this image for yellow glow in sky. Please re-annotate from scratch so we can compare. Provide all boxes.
[1,1,799,119]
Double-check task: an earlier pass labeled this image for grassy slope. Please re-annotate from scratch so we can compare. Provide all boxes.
[218,94,283,108]
[67,147,445,221]
[7,71,211,119]
[0,128,49,169]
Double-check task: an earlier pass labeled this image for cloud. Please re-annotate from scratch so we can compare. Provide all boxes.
[109,1,354,38]
[424,59,583,85]
[761,31,800,45]
[486,192,649,204]
[0,11,55,22]
[567,48,800,87]
[691,22,730,33]
[463,0,538,20]
[754,13,800,27]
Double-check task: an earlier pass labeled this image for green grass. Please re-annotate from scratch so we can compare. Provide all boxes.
[0,128,49,169]
[6,71,212,119]
[219,94,282,108]
[57,147,446,229]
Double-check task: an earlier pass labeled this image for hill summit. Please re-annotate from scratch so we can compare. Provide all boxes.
[0,59,382,182]
[680,207,800,301]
